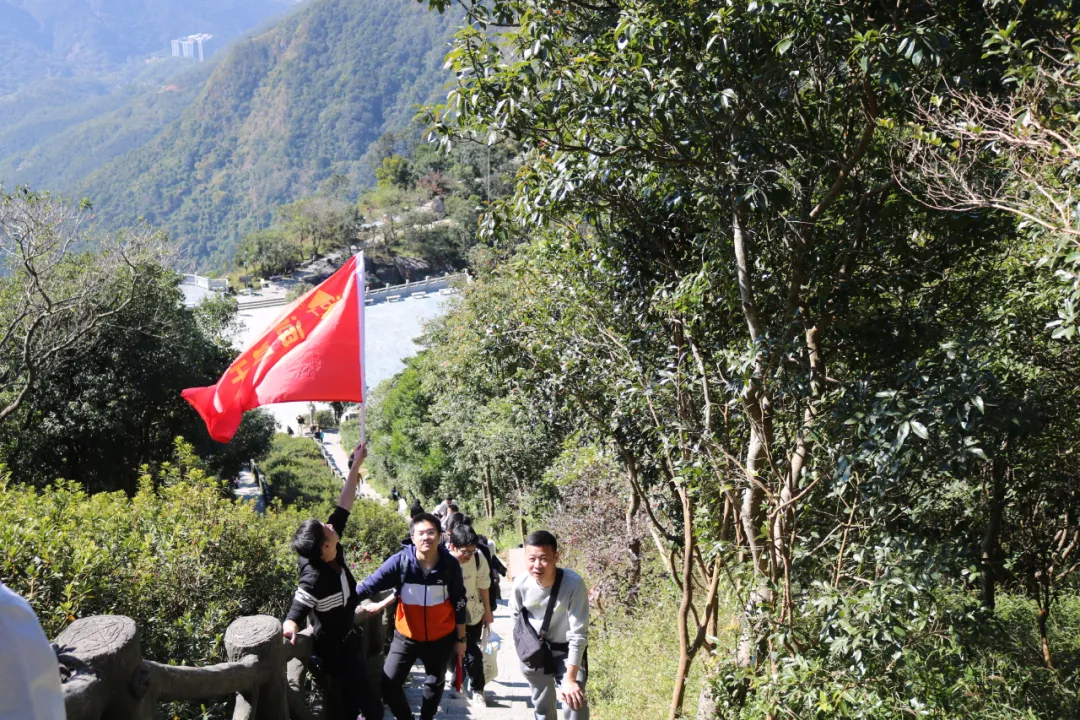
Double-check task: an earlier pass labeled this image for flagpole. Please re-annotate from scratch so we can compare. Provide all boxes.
[356,251,367,447]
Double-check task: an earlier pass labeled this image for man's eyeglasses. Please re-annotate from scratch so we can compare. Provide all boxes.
[413,529,439,539]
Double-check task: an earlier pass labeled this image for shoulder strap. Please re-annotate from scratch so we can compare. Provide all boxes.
[398,549,409,589]
[539,569,563,638]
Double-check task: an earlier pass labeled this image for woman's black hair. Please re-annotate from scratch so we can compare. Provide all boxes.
[449,524,479,549]
[443,512,466,535]
[292,519,326,561]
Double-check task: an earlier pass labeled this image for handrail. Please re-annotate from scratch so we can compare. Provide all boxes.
[55,592,396,720]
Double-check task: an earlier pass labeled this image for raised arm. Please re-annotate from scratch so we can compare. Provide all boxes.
[337,443,366,512]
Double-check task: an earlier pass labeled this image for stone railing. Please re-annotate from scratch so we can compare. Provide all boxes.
[55,592,395,720]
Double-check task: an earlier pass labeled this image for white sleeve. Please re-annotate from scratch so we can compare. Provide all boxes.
[564,576,590,668]
[0,583,66,720]
[477,553,491,590]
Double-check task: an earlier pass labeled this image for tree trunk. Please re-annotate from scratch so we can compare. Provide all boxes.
[515,475,527,543]
[737,393,773,669]
[696,685,718,720]
[1038,606,1054,669]
[669,487,696,720]
[626,489,642,605]
[980,448,1007,611]
[483,464,495,518]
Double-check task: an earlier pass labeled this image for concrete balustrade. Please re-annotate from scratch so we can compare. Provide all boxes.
[54,593,396,720]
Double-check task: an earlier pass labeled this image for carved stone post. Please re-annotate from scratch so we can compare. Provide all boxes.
[225,615,287,720]
[54,615,144,720]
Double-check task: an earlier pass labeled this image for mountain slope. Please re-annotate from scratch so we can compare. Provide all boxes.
[75,0,459,267]
[0,0,294,95]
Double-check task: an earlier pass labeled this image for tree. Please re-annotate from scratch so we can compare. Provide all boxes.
[414,0,1080,716]
[278,196,362,261]
[1,262,276,493]
[235,228,299,277]
[0,187,166,422]
[375,155,415,190]
[904,19,1080,340]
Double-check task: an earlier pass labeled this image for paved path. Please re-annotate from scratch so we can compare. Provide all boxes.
[233,470,265,513]
[392,599,535,719]
[320,429,387,505]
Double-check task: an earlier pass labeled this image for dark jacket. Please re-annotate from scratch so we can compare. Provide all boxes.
[355,539,466,642]
[284,506,359,668]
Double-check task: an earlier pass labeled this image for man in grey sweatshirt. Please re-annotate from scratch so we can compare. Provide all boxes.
[510,530,590,720]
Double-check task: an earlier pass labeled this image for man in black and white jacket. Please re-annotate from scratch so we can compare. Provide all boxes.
[282,443,393,720]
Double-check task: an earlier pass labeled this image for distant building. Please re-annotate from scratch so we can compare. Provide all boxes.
[170,34,212,62]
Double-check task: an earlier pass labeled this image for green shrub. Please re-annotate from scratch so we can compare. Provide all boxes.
[262,434,340,508]
[344,500,408,567]
[705,588,1080,720]
[313,409,336,428]
[0,446,303,713]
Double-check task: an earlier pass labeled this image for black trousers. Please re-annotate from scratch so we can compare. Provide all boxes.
[464,621,486,692]
[316,634,382,720]
[382,630,457,720]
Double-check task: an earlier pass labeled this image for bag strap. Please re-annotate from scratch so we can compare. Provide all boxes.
[398,549,409,590]
[539,569,563,639]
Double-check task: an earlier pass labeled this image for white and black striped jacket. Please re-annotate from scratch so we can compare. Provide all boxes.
[285,506,359,666]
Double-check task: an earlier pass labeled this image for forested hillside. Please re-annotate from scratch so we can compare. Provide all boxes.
[69,0,460,268]
[0,70,209,194]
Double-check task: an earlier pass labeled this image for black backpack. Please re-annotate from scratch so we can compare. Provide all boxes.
[513,569,563,671]
[475,539,502,603]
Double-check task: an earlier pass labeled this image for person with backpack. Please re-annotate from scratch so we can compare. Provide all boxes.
[409,497,424,518]
[511,530,590,720]
[446,524,495,708]
[354,512,467,720]
[281,443,389,720]
[475,531,507,604]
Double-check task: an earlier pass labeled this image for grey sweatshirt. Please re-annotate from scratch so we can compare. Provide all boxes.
[510,569,589,667]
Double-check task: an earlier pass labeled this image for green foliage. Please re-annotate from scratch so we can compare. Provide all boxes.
[376,154,415,189]
[235,228,301,277]
[390,0,1080,716]
[709,591,1080,720]
[262,434,341,509]
[0,440,301,673]
[586,567,714,720]
[0,435,405,718]
[343,498,410,566]
[0,201,276,491]
[313,409,336,428]
[260,434,407,566]
[285,282,315,302]
[363,361,457,503]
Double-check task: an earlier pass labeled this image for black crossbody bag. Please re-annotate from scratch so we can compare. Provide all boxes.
[513,568,563,670]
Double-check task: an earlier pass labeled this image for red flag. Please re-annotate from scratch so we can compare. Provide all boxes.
[183,254,365,442]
